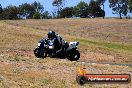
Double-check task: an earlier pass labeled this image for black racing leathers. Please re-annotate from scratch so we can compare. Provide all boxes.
[49,34,65,54]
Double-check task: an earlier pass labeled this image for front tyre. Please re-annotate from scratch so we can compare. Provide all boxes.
[34,48,47,58]
[67,50,80,61]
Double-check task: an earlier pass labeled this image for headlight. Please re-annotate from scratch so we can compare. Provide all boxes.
[49,46,54,49]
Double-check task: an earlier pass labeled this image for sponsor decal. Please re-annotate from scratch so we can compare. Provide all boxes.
[76,65,131,85]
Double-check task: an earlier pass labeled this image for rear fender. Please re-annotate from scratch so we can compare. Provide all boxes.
[66,42,79,51]
[66,46,77,51]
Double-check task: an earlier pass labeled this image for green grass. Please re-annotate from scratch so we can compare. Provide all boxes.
[42,79,52,86]
[74,38,132,53]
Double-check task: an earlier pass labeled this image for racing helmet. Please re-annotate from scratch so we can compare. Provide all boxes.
[47,31,55,39]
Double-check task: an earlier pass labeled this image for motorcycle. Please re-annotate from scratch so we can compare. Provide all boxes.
[34,38,80,61]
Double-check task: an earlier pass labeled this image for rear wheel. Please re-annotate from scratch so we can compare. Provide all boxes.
[67,50,80,61]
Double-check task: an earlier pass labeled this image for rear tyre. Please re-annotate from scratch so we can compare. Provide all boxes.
[67,50,80,61]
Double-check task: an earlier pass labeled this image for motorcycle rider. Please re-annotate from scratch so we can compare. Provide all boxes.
[47,31,66,55]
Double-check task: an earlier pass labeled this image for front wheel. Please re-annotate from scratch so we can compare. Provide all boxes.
[34,48,47,58]
[67,50,80,61]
